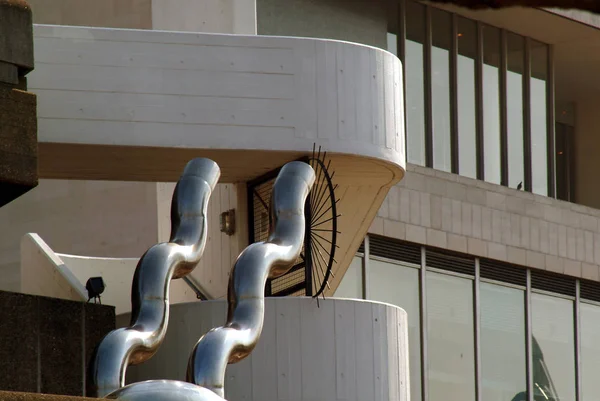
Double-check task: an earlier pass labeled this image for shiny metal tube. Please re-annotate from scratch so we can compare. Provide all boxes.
[186,161,315,398]
[89,158,221,398]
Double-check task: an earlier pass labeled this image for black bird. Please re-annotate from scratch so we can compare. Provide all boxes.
[517,181,523,190]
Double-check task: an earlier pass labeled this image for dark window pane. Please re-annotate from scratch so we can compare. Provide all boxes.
[405,0,426,165]
[507,33,525,190]
[530,40,549,196]
[457,17,477,179]
[483,25,501,185]
[431,8,452,172]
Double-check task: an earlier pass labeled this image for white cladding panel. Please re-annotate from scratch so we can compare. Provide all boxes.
[124,298,409,401]
[30,24,405,171]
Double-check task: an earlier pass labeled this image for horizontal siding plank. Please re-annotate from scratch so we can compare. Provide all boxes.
[34,37,295,74]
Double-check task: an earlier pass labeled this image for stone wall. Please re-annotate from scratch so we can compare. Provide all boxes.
[0,0,38,207]
[370,163,600,280]
[0,291,115,397]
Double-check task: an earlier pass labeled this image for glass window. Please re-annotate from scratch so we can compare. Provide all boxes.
[368,259,422,401]
[431,8,452,172]
[427,271,475,401]
[334,256,363,299]
[482,25,502,185]
[480,283,526,401]
[405,0,426,166]
[530,40,549,196]
[507,33,525,190]
[581,302,600,401]
[531,293,575,401]
[457,17,477,179]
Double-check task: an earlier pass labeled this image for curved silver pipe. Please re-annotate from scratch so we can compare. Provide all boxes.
[89,158,221,398]
[186,161,314,398]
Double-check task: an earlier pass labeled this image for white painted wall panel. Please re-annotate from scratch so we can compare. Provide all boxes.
[125,298,409,401]
[31,24,405,172]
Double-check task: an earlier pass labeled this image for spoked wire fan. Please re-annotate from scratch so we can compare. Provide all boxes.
[248,145,340,299]
[304,145,341,299]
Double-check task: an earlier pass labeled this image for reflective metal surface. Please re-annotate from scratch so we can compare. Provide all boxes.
[90,158,220,398]
[186,161,314,397]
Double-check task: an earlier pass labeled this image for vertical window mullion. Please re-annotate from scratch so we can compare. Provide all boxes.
[450,14,459,174]
[424,6,434,168]
[362,235,370,300]
[526,269,533,401]
[547,44,556,198]
[420,246,429,401]
[474,258,482,401]
[475,22,485,180]
[399,0,407,167]
[500,30,509,187]
[523,38,533,192]
[576,280,582,401]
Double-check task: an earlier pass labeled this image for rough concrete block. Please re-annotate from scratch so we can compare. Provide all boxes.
[582,263,600,281]
[447,233,467,253]
[520,217,530,249]
[430,195,442,230]
[482,207,492,241]
[409,190,420,225]
[467,237,487,257]
[462,203,472,237]
[585,231,594,264]
[383,219,405,240]
[420,192,431,228]
[507,246,527,265]
[526,250,545,270]
[545,255,564,274]
[486,191,506,211]
[472,204,482,239]
[427,228,447,249]
[558,225,567,258]
[452,200,462,234]
[488,242,507,262]
[564,259,582,278]
[406,224,426,244]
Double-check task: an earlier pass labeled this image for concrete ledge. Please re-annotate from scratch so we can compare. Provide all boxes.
[0,391,91,401]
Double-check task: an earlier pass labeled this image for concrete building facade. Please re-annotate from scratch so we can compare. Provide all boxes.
[4,1,600,401]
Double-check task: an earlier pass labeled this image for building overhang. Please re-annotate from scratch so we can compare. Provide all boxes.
[30,24,406,295]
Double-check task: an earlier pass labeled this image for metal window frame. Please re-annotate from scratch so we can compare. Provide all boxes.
[474,259,482,401]
[500,30,509,187]
[419,246,429,401]
[547,44,557,198]
[523,37,533,192]
[450,13,459,174]
[475,21,485,180]
[575,279,582,401]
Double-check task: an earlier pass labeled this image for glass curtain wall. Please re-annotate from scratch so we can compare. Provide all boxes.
[457,17,478,179]
[431,9,452,172]
[391,0,555,197]
[480,283,526,401]
[336,235,600,401]
[405,0,427,165]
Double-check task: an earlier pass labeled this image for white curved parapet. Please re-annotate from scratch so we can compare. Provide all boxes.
[28,25,406,296]
[124,297,410,401]
[30,24,405,184]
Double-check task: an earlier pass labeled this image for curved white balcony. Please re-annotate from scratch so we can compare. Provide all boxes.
[28,25,406,295]
[123,297,410,401]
